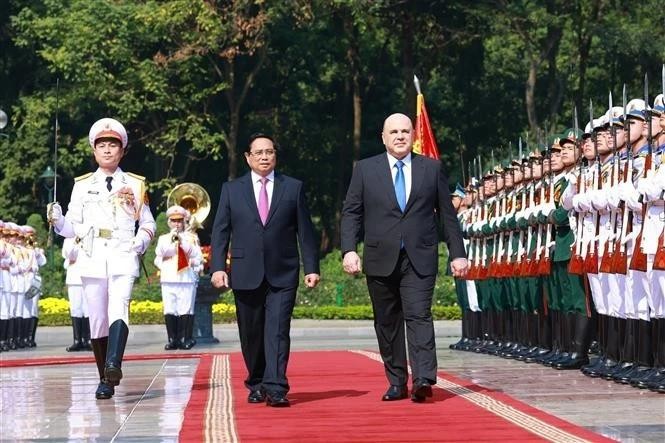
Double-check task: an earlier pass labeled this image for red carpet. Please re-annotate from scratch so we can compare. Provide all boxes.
[180,350,612,442]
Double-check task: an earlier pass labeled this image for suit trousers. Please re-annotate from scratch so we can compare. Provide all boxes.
[233,280,297,394]
[366,250,437,387]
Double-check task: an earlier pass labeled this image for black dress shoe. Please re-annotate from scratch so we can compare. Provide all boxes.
[248,389,265,403]
[381,385,408,401]
[95,380,115,400]
[266,391,290,407]
[411,378,433,403]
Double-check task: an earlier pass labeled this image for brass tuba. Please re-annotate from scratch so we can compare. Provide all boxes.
[167,183,211,231]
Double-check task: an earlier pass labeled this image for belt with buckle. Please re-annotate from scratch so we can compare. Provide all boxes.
[97,228,113,239]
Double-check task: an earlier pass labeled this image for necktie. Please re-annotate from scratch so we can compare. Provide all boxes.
[394,160,406,212]
[106,176,113,192]
[258,177,269,225]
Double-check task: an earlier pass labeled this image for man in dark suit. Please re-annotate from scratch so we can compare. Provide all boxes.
[341,113,468,402]
[210,133,320,407]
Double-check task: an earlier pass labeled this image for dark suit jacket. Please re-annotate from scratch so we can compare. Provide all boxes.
[341,153,466,277]
[210,172,319,290]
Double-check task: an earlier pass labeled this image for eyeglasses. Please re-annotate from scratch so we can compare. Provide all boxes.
[248,149,276,158]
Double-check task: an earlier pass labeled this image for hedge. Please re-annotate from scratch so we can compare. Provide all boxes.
[36,297,461,326]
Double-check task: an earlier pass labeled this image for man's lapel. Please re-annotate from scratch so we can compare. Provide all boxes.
[241,173,262,224]
[265,173,285,226]
[372,154,400,212]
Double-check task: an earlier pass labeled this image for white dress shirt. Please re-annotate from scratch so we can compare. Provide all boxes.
[250,170,275,207]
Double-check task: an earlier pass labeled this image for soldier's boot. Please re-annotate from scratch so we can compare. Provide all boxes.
[26,317,37,347]
[104,320,129,386]
[582,314,606,375]
[21,317,31,347]
[556,313,592,370]
[647,318,665,392]
[623,319,653,385]
[609,318,638,381]
[590,315,621,378]
[181,314,196,350]
[468,311,483,350]
[637,319,665,388]
[7,317,17,350]
[164,314,179,350]
[498,311,516,357]
[549,313,575,367]
[525,311,550,363]
[91,337,114,399]
[14,317,25,349]
[538,311,560,364]
[66,317,84,352]
[0,319,8,351]
[81,317,92,351]
[450,309,466,350]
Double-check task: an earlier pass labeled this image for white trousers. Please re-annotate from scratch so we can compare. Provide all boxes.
[67,285,89,318]
[0,291,9,319]
[588,274,608,316]
[81,275,134,339]
[465,280,480,312]
[602,272,625,318]
[22,293,39,318]
[647,255,665,318]
[161,283,196,316]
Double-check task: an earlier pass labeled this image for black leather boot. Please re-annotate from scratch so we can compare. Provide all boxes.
[621,319,653,385]
[104,320,129,386]
[556,313,592,370]
[81,317,92,351]
[14,317,24,348]
[26,317,38,347]
[164,314,179,350]
[7,317,17,350]
[0,319,7,352]
[589,316,620,378]
[91,337,114,399]
[66,317,84,352]
[610,318,638,382]
[180,314,196,350]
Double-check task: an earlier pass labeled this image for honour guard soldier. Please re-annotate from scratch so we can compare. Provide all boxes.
[47,118,156,399]
[20,225,46,348]
[63,237,92,351]
[154,205,203,350]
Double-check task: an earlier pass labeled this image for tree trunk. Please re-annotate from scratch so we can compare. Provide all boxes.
[526,58,539,137]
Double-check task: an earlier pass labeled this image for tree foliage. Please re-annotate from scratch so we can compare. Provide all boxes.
[1,0,664,253]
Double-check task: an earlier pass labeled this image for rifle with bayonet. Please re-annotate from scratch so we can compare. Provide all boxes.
[568,106,585,274]
[628,74,654,272]
[600,91,619,273]
[654,64,665,270]
[584,100,600,275]
[611,85,633,274]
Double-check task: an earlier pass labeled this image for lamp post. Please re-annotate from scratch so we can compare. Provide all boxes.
[0,108,8,137]
[39,165,56,265]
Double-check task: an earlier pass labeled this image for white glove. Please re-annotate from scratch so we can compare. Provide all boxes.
[47,202,64,229]
[619,182,642,211]
[161,243,176,258]
[606,186,621,210]
[130,237,145,255]
[636,177,661,202]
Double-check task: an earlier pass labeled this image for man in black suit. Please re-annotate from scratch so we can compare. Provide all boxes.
[341,113,468,402]
[210,133,320,407]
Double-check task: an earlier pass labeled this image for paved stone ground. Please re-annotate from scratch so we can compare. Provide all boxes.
[1,320,663,441]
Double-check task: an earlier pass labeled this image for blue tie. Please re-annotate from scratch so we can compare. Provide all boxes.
[394,160,406,212]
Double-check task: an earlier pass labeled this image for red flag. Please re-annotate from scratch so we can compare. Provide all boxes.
[177,244,189,272]
[413,93,440,160]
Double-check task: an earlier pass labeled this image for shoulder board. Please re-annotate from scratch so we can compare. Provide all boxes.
[126,172,146,181]
[75,172,93,182]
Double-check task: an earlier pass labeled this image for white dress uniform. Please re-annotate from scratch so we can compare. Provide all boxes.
[153,204,203,350]
[56,168,156,337]
[50,117,155,399]
[154,230,202,316]
[62,237,87,318]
